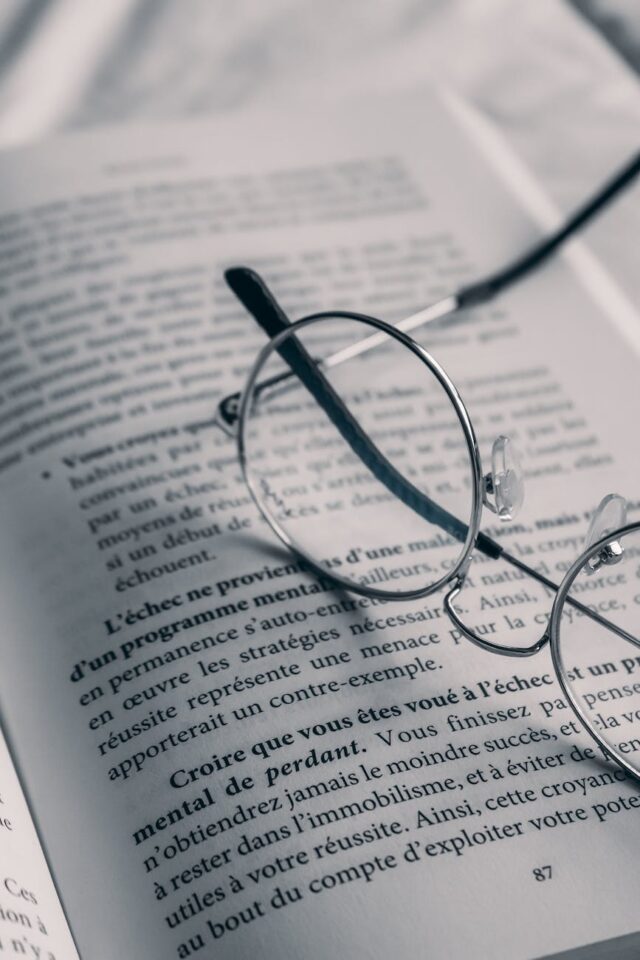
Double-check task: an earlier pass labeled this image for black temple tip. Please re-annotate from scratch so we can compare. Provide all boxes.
[225,265,259,296]
[224,266,292,338]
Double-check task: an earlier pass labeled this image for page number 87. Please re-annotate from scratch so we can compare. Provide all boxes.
[533,865,552,881]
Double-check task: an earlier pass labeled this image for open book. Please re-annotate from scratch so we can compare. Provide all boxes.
[0,91,639,960]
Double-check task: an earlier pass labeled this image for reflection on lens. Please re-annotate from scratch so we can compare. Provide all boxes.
[449,550,554,651]
[240,313,478,598]
[552,524,640,778]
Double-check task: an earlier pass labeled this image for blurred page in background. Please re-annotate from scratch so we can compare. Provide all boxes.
[0,0,637,319]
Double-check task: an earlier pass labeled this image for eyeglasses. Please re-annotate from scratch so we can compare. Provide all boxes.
[214,151,640,780]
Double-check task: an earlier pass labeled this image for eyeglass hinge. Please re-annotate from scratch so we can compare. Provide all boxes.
[215,393,241,438]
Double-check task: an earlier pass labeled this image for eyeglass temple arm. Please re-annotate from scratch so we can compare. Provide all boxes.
[226,265,502,563]
[458,148,640,308]
[217,149,640,427]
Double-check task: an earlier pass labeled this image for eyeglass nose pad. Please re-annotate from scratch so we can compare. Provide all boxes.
[584,493,627,573]
[483,435,524,521]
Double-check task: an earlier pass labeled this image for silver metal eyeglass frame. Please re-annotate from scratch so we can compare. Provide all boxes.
[231,289,637,641]
[222,283,640,780]
[211,150,640,778]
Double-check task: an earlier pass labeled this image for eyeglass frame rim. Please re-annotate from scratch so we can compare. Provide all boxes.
[232,296,639,661]
[233,296,640,782]
[236,308,485,603]
[549,519,640,782]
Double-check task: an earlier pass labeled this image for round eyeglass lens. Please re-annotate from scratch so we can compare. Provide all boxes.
[551,523,640,779]
[239,313,479,598]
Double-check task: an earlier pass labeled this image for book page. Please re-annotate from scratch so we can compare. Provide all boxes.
[0,728,79,959]
[0,93,639,960]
